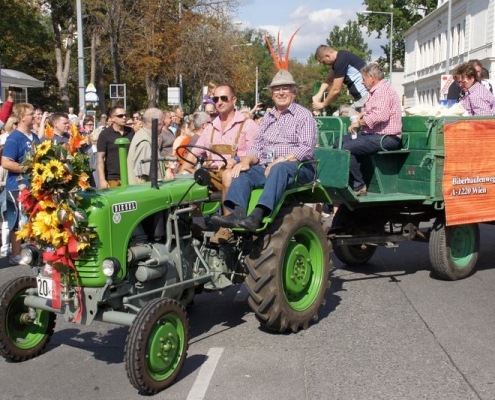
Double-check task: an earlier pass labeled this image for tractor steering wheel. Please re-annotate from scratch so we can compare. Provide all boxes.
[175,144,228,170]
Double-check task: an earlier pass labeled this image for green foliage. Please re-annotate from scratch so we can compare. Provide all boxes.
[358,0,437,66]
[328,20,373,62]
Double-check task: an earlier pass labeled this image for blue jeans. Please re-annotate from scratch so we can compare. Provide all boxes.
[338,134,401,189]
[224,162,315,213]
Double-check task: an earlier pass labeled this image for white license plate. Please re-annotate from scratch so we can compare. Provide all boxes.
[37,276,53,299]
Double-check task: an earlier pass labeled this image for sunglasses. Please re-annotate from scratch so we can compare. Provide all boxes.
[113,113,127,118]
[212,95,229,103]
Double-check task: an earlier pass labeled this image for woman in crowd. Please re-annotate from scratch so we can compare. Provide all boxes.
[453,62,495,115]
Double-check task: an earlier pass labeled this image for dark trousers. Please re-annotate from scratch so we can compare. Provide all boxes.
[339,134,401,189]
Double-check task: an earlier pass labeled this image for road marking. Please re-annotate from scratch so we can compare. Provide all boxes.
[186,347,224,400]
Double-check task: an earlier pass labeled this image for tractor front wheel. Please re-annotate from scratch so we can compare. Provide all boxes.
[125,298,189,395]
[0,276,56,361]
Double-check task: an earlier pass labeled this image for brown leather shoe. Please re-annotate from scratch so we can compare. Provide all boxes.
[210,228,234,244]
[354,185,367,196]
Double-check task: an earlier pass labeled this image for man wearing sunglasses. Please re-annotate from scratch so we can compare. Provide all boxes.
[212,69,316,232]
[180,83,259,243]
[97,106,134,188]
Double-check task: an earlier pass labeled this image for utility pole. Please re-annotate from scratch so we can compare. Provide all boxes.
[76,0,86,114]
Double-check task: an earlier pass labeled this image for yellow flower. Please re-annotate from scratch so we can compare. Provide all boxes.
[39,199,57,210]
[77,242,90,252]
[35,141,52,158]
[51,230,69,248]
[16,227,30,241]
[37,210,59,227]
[44,159,65,180]
[33,163,46,178]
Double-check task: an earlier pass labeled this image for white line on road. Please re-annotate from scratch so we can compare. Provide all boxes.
[186,347,224,400]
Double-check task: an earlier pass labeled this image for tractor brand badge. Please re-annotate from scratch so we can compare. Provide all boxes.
[112,201,137,213]
[113,213,122,224]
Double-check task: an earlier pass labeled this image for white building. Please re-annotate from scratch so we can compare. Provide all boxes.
[404,0,494,108]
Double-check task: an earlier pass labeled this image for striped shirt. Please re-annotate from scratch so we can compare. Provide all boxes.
[460,82,495,116]
[248,102,316,165]
[362,79,402,136]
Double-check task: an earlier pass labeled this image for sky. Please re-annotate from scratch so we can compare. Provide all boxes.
[234,0,389,63]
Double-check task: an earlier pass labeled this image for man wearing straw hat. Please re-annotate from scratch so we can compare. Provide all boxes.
[212,69,316,232]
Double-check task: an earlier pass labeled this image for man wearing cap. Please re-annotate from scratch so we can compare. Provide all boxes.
[212,70,316,232]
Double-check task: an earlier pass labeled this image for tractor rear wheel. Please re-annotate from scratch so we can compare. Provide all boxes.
[125,298,189,395]
[0,276,56,361]
[245,206,331,333]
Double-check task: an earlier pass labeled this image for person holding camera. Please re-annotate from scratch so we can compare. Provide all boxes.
[0,88,18,131]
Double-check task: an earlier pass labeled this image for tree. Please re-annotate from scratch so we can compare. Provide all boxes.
[44,0,77,109]
[328,20,372,62]
[358,0,437,67]
[0,0,59,109]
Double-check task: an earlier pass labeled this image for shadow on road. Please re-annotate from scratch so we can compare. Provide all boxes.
[49,326,128,364]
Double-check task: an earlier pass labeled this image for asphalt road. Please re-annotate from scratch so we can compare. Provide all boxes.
[1,223,495,400]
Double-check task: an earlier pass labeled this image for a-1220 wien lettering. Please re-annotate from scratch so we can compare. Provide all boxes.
[451,187,487,196]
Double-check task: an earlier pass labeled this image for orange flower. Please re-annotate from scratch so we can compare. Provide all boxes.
[69,124,85,153]
[44,123,53,139]
[78,172,90,189]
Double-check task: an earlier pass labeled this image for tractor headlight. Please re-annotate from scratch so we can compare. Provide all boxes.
[102,258,120,277]
[20,245,41,266]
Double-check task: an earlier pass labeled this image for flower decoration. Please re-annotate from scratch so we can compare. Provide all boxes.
[264,26,304,70]
[44,123,53,139]
[17,129,93,259]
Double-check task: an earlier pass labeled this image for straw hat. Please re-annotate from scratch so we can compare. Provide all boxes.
[268,69,297,88]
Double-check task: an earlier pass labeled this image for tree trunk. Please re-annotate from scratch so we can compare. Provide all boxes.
[145,74,161,108]
[51,13,75,110]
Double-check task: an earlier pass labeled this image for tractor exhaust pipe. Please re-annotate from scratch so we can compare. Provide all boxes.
[150,118,159,189]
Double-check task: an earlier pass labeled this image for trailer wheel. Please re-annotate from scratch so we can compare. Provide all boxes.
[333,243,377,266]
[331,205,377,266]
[0,276,56,362]
[245,206,331,333]
[429,221,479,280]
[125,298,189,395]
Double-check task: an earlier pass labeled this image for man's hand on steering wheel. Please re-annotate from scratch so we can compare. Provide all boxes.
[175,144,228,170]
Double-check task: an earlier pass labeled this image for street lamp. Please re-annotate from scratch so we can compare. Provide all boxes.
[362,10,394,86]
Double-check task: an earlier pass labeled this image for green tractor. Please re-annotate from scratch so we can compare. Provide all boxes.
[0,121,332,395]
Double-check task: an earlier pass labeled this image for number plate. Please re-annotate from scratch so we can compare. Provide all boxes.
[37,276,53,299]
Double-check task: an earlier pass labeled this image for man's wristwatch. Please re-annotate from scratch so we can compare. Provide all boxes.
[234,156,240,163]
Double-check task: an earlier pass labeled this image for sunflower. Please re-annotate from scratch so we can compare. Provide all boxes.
[51,230,69,248]
[32,163,46,178]
[44,159,65,180]
[35,140,53,158]
[39,198,58,211]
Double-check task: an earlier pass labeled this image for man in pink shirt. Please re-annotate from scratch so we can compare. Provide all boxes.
[345,62,403,196]
[181,83,258,243]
